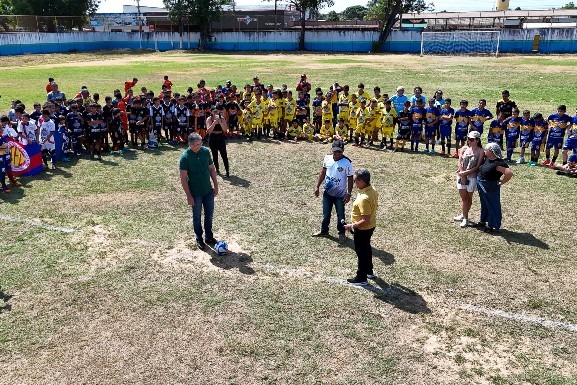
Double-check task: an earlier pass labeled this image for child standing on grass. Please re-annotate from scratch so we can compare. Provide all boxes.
[410,98,426,152]
[423,98,439,153]
[394,101,412,152]
[353,99,369,147]
[470,99,493,135]
[381,99,397,150]
[453,100,472,158]
[348,94,359,142]
[488,112,506,149]
[542,105,572,168]
[163,75,173,91]
[504,108,522,162]
[561,107,577,165]
[529,113,547,166]
[517,110,534,164]
[57,115,71,162]
[438,98,454,156]
[39,109,57,168]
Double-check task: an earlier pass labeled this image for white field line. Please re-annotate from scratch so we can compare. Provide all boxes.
[459,304,577,332]
[0,214,76,233]
[254,264,577,332]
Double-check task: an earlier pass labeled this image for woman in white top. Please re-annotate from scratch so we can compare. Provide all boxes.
[454,131,485,227]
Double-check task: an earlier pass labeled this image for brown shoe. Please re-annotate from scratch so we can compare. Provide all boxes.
[312,231,329,237]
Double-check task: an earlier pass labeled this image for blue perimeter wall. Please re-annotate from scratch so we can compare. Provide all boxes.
[1,28,577,55]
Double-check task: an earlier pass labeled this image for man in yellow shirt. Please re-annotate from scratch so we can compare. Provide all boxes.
[344,168,378,286]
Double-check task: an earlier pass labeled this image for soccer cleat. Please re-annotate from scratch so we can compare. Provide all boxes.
[367,272,376,279]
[541,159,551,166]
[452,152,459,158]
[431,149,436,154]
[1,188,11,193]
[312,231,329,237]
[453,214,464,221]
[460,218,470,228]
[347,276,368,286]
[422,149,429,153]
[516,156,525,164]
[549,162,556,169]
[196,239,206,250]
[528,161,537,166]
[204,238,217,246]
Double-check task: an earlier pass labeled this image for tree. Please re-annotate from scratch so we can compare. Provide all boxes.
[366,0,433,52]
[164,0,231,50]
[263,0,334,50]
[561,2,577,9]
[0,0,99,31]
[324,10,340,21]
[341,5,368,20]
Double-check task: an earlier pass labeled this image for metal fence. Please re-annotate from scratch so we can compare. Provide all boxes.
[0,15,90,32]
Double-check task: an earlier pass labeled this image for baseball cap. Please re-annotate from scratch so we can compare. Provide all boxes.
[467,131,481,139]
[332,140,344,152]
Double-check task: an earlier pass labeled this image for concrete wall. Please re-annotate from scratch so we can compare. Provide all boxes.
[1,28,577,55]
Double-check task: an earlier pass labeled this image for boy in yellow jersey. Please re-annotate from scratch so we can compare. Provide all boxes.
[262,92,271,138]
[373,86,383,103]
[356,83,371,101]
[380,99,397,150]
[315,119,334,143]
[321,95,334,125]
[367,98,383,146]
[286,119,302,141]
[333,117,349,144]
[248,92,266,139]
[302,117,314,140]
[268,91,280,139]
[338,85,351,126]
[240,101,253,141]
[353,99,369,147]
[284,91,297,130]
[348,94,359,142]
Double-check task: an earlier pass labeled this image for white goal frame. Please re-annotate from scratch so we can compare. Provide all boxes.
[420,31,501,57]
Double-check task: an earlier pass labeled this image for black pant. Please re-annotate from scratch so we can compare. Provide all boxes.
[353,227,375,280]
[208,134,229,174]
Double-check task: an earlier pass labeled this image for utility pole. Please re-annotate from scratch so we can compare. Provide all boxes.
[135,0,142,49]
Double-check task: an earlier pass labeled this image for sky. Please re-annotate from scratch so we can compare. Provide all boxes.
[98,0,570,14]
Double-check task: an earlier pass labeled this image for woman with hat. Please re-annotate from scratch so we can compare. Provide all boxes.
[454,131,485,227]
[475,142,513,232]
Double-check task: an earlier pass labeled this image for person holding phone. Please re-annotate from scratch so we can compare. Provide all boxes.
[453,131,485,228]
[206,107,230,177]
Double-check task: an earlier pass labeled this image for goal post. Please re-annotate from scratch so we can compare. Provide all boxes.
[420,31,501,57]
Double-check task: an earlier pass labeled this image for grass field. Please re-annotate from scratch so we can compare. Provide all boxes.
[1,51,577,384]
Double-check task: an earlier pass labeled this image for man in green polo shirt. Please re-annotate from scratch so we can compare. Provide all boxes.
[179,133,219,250]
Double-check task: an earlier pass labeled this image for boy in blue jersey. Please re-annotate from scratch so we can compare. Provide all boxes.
[438,98,454,156]
[410,98,426,152]
[542,105,572,168]
[488,112,506,149]
[561,107,577,165]
[453,100,472,158]
[504,108,522,162]
[423,98,440,153]
[470,99,493,135]
[517,110,534,164]
[529,113,548,166]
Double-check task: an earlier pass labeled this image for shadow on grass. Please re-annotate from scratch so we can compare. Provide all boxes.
[0,289,13,313]
[208,250,255,275]
[222,174,251,188]
[495,229,549,249]
[366,278,431,314]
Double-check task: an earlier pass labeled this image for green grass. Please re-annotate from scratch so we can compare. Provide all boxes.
[1,51,577,384]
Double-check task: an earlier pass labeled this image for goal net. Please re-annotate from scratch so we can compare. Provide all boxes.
[420,31,501,56]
